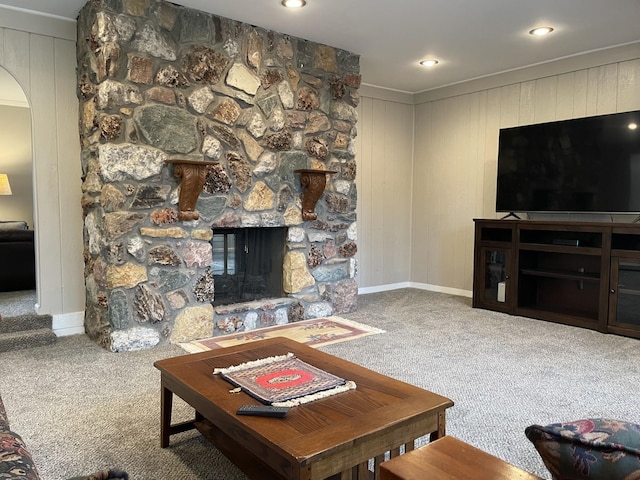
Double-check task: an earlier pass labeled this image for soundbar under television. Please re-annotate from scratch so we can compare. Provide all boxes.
[496,110,640,214]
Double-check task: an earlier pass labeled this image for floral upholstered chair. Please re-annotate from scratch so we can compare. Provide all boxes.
[525,418,640,480]
[0,394,40,479]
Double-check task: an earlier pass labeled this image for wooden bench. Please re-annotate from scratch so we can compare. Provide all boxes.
[380,436,544,480]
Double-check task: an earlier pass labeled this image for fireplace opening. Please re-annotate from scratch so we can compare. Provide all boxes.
[211,227,287,306]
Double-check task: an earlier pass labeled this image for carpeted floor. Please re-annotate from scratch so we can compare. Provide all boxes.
[0,288,639,479]
[0,289,37,317]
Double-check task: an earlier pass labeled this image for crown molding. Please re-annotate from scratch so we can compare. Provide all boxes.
[0,5,76,41]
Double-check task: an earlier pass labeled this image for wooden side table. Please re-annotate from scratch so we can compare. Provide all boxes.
[380,436,544,480]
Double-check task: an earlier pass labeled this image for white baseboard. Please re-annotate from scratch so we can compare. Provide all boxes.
[358,282,413,294]
[408,282,472,298]
[359,282,472,298]
[52,311,85,337]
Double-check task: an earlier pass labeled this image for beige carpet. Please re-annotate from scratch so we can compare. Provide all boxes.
[180,315,385,353]
[4,289,640,479]
[0,289,37,317]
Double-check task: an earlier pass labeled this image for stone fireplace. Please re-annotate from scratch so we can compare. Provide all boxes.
[77,0,360,351]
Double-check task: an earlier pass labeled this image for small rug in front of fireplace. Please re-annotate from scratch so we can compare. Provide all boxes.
[179,316,385,353]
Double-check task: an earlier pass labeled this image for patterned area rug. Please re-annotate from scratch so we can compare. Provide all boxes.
[180,316,385,353]
[214,353,356,406]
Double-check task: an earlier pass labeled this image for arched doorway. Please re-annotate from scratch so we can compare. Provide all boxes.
[0,65,37,316]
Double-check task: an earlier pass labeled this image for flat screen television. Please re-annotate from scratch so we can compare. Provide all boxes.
[496,110,640,213]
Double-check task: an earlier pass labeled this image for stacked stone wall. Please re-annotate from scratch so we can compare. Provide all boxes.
[77,0,360,351]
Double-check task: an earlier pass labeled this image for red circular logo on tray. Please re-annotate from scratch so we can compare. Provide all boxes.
[256,369,313,389]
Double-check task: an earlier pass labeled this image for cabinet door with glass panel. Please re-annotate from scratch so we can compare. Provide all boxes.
[608,257,640,339]
[475,247,513,312]
[473,221,515,313]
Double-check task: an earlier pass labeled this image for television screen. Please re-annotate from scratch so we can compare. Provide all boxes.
[496,110,640,213]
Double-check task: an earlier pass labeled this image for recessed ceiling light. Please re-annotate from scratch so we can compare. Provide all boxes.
[420,59,439,67]
[281,0,306,7]
[629,123,638,130]
[529,26,554,36]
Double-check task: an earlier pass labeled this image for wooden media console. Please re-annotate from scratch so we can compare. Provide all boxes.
[473,219,640,340]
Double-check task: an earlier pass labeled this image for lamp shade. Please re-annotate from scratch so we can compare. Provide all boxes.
[0,174,12,195]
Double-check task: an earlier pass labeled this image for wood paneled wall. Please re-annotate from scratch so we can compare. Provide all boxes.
[0,11,84,329]
[411,55,640,294]
[355,94,414,290]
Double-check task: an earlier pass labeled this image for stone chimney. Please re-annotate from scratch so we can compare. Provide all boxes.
[77,0,360,351]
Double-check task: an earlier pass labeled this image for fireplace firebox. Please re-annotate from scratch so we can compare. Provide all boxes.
[211,227,287,306]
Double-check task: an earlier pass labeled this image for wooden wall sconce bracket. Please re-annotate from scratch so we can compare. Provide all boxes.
[294,169,337,221]
[165,159,218,221]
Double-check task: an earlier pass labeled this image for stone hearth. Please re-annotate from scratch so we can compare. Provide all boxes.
[77,0,360,351]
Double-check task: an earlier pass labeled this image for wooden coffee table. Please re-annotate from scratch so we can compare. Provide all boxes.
[154,337,453,480]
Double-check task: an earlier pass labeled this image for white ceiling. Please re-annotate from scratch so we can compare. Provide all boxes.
[0,0,639,93]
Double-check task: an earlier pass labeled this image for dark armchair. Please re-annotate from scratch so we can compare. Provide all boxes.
[0,221,36,292]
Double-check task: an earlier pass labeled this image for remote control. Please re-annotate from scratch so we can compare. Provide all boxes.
[236,404,290,418]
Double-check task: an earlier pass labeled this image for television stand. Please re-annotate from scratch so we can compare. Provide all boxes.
[500,212,521,220]
[473,218,640,340]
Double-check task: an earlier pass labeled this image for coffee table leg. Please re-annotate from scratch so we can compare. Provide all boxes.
[429,410,446,441]
[160,380,173,448]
